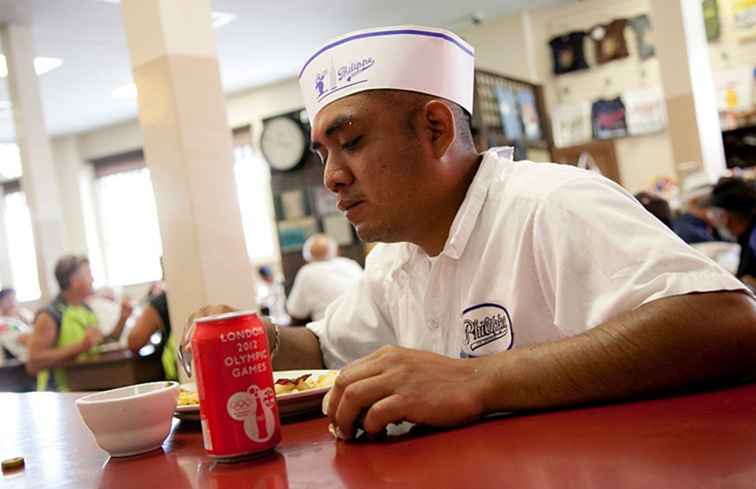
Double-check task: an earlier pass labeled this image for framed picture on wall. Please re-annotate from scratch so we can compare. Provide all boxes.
[278,189,310,220]
[311,186,339,215]
[278,217,318,253]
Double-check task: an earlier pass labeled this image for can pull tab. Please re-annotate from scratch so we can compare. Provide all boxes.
[490,145,514,161]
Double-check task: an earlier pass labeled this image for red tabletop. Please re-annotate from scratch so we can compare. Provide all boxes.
[3,384,756,488]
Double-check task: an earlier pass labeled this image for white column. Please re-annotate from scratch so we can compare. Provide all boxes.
[121,0,258,350]
[1,24,67,300]
[0,187,14,286]
[650,0,726,182]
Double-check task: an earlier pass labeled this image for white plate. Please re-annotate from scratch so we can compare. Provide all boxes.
[175,370,338,417]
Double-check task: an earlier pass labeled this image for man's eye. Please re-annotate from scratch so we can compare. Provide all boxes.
[342,136,362,151]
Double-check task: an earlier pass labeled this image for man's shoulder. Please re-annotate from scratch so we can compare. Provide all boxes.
[487,159,616,211]
[488,159,596,201]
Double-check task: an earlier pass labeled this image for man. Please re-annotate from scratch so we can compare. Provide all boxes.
[710,177,756,287]
[26,255,133,391]
[286,234,363,324]
[195,25,756,440]
[634,192,672,229]
[673,173,719,244]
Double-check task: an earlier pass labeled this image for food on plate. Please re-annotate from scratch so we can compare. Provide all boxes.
[177,388,199,407]
[274,371,338,395]
[1,457,25,474]
[177,371,338,408]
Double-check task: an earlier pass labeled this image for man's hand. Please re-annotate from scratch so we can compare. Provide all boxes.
[325,346,488,440]
[80,328,103,353]
[119,298,134,323]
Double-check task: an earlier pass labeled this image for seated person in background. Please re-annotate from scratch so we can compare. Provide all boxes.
[256,265,289,325]
[0,287,34,324]
[286,234,364,325]
[634,192,673,229]
[195,25,756,440]
[673,173,719,244]
[127,290,176,380]
[710,177,756,288]
[26,255,132,391]
[0,287,33,361]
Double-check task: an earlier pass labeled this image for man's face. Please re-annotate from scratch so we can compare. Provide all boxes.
[71,264,94,297]
[310,93,432,243]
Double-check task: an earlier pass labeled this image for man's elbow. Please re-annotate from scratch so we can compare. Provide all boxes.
[126,335,143,354]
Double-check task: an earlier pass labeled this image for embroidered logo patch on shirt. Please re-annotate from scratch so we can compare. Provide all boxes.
[460,303,513,358]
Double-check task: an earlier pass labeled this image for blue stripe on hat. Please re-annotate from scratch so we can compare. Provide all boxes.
[299,28,474,79]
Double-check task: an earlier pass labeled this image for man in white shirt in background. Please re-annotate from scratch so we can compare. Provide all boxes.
[287,234,363,325]
[194,25,756,441]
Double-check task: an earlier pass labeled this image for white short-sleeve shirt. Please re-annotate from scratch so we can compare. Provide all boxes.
[308,149,750,368]
[286,257,364,321]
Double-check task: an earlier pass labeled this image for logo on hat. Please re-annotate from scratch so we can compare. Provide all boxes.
[315,56,375,102]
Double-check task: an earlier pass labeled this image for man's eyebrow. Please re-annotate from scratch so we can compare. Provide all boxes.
[325,115,353,137]
[310,115,354,153]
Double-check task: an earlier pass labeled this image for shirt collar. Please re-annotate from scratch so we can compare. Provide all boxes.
[393,148,509,270]
[442,148,508,259]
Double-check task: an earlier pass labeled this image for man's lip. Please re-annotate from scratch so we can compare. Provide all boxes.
[338,200,363,212]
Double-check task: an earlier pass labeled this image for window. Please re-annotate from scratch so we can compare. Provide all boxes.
[234,144,277,262]
[95,168,163,286]
[3,191,41,301]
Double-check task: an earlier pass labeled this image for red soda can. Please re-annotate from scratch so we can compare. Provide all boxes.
[191,310,281,462]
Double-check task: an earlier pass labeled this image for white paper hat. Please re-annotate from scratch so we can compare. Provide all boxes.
[298,25,475,124]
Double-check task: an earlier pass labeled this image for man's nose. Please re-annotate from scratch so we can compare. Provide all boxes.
[324,154,354,193]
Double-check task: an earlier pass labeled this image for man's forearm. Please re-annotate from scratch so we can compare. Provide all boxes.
[26,343,85,375]
[476,291,756,413]
[265,323,324,370]
[107,318,128,342]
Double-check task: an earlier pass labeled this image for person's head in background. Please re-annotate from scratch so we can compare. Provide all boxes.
[303,234,338,263]
[680,172,714,221]
[258,265,275,285]
[54,255,94,302]
[710,177,756,241]
[634,192,673,229]
[0,288,17,314]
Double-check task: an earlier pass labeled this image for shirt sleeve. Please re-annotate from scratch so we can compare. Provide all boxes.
[306,247,397,368]
[532,176,751,336]
[285,269,310,319]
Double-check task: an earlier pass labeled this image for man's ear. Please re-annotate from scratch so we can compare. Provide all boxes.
[422,100,456,158]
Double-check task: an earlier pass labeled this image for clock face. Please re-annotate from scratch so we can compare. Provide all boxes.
[261,117,307,171]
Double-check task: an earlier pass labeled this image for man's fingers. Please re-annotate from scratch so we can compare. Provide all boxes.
[326,361,384,419]
[362,394,407,436]
[333,374,394,440]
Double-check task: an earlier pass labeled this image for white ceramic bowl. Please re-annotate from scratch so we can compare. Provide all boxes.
[76,381,179,457]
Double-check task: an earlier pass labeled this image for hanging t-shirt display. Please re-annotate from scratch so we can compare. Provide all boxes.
[591,97,628,139]
[548,31,589,75]
[703,0,721,41]
[551,102,592,148]
[590,19,630,64]
[629,14,655,60]
[733,0,756,42]
[623,87,668,135]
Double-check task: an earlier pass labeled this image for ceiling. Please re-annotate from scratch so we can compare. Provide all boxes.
[0,0,573,141]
